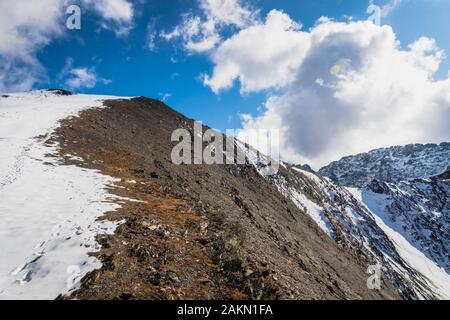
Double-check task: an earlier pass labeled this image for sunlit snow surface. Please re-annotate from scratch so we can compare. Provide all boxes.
[0,91,129,299]
[243,147,449,300]
[348,188,450,299]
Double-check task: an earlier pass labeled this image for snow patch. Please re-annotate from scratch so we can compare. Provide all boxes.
[0,91,131,299]
[349,188,450,299]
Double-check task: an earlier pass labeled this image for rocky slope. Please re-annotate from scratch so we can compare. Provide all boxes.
[245,153,449,299]
[62,99,450,299]
[1,91,448,300]
[318,143,450,187]
[50,96,399,300]
[363,173,449,274]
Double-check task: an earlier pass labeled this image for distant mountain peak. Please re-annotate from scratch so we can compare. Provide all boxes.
[318,143,450,187]
[292,163,316,174]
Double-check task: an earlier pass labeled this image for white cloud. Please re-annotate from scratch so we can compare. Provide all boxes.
[162,0,256,53]
[159,92,172,102]
[60,58,111,90]
[65,68,111,90]
[0,0,65,92]
[146,31,157,51]
[0,0,135,92]
[380,0,402,17]
[233,17,450,168]
[162,14,221,52]
[81,0,134,36]
[199,0,256,27]
[146,21,158,52]
[203,10,309,93]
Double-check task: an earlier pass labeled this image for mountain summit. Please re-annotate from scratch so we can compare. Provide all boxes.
[319,143,450,187]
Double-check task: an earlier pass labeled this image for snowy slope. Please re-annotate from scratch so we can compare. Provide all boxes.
[0,91,130,299]
[319,143,450,187]
[363,177,449,273]
[289,169,449,299]
[350,186,450,299]
[285,169,444,299]
[237,141,449,299]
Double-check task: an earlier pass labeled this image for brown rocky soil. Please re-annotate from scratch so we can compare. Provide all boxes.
[52,97,400,300]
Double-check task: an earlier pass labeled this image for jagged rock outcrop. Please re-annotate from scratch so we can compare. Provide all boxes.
[292,163,316,174]
[318,143,450,187]
[364,173,449,273]
[244,158,449,299]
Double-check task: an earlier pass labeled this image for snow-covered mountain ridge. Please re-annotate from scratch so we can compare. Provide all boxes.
[318,143,450,188]
[363,174,449,274]
[244,147,449,299]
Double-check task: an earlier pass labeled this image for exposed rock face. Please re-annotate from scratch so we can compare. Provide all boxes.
[238,137,449,298]
[318,143,450,187]
[365,174,449,273]
[261,166,450,299]
[292,164,316,174]
[53,97,399,300]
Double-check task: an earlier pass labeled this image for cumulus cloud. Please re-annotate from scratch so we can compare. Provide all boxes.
[200,0,256,27]
[165,3,450,168]
[81,0,135,36]
[174,3,449,168]
[160,1,450,168]
[379,0,402,17]
[162,0,256,53]
[0,0,65,92]
[234,18,450,168]
[64,67,111,90]
[162,14,221,52]
[0,0,135,92]
[66,68,106,89]
[203,10,309,93]
[59,58,111,90]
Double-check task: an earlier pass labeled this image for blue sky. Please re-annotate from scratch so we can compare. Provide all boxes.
[30,0,448,130]
[2,0,449,167]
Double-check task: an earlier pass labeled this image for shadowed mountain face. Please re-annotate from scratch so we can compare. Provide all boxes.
[273,167,449,299]
[319,143,450,188]
[52,97,400,300]
[364,174,449,273]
